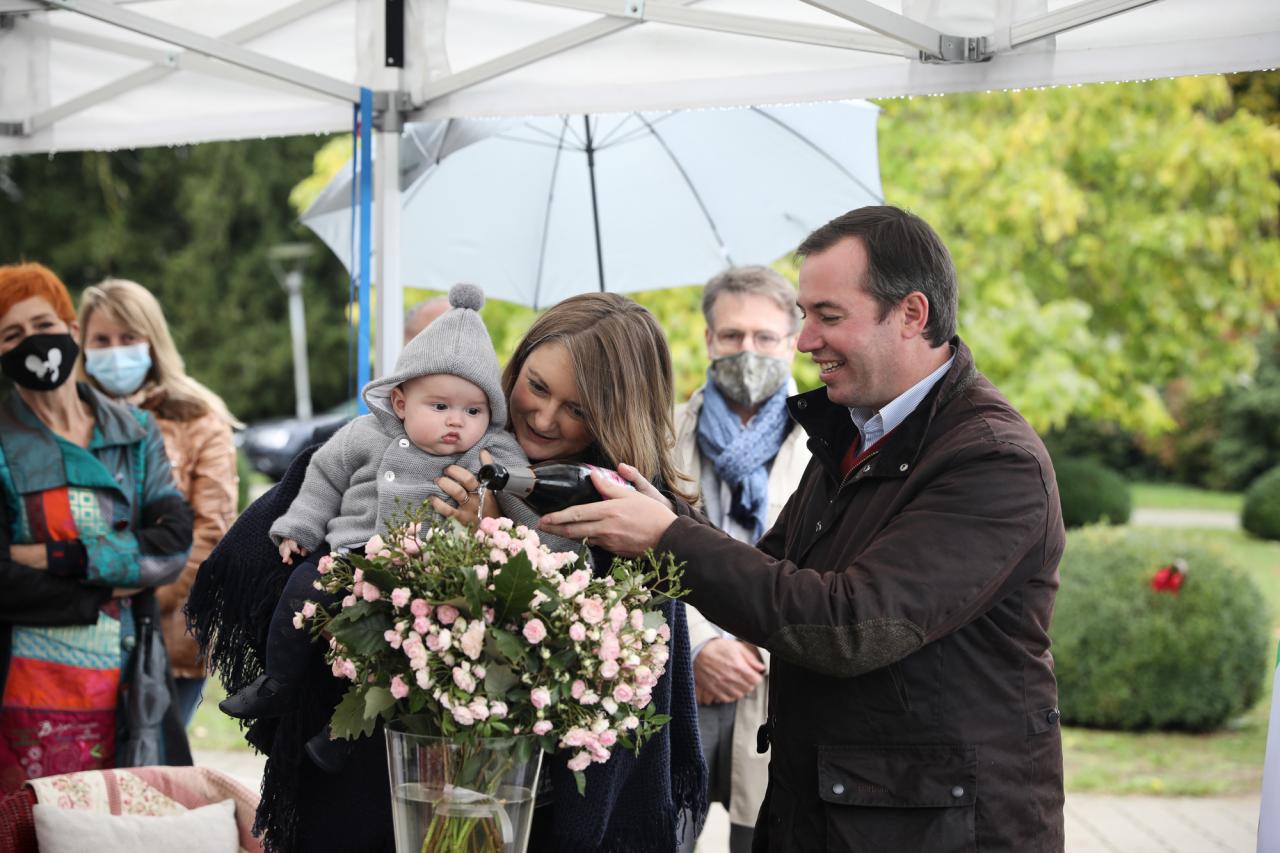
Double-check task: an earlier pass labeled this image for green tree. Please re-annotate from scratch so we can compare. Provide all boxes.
[876,74,1280,435]
[0,139,352,422]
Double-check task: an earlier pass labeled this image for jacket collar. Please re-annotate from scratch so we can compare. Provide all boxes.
[0,383,146,495]
[787,337,977,484]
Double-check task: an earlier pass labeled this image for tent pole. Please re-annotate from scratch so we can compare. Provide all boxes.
[374,122,404,378]
[583,115,605,292]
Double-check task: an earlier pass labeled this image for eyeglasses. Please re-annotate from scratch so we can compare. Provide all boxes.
[712,328,792,352]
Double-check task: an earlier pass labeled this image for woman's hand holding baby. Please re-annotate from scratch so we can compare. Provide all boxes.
[433,449,497,525]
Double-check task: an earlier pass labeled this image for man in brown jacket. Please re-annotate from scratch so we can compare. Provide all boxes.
[542,205,1067,852]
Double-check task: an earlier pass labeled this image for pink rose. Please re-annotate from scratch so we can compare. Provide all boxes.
[523,619,547,644]
[415,669,432,690]
[599,729,618,747]
[599,631,620,661]
[609,604,627,632]
[489,701,508,720]
[460,620,486,660]
[569,623,586,642]
[622,715,639,730]
[492,530,511,550]
[436,605,459,625]
[361,583,382,602]
[363,535,385,557]
[452,667,476,693]
[390,675,409,699]
[414,616,431,635]
[451,705,476,726]
[489,548,508,565]
[600,660,620,679]
[468,699,490,720]
[390,587,411,608]
[384,629,403,650]
[473,564,489,582]
[566,751,592,773]
[301,601,318,618]
[410,598,430,617]
[401,534,421,555]
[612,683,634,703]
[341,594,357,609]
[562,727,588,747]
[479,517,500,535]
[530,687,551,709]
[630,609,645,630]
[317,555,334,575]
[352,568,364,583]
[532,720,553,736]
[571,680,586,699]
[291,613,305,630]
[579,598,605,625]
[656,624,670,641]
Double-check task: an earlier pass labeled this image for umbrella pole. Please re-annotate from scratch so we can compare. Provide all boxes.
[583,115,605,292]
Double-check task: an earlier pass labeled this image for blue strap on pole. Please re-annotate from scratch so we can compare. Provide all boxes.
[357,87,373,415]
[347,103,358,406]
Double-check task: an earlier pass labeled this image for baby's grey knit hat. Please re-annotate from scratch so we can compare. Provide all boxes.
[362,283,506,429]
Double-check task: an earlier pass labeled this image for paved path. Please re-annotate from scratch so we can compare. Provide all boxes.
[1131,507,1240,530]
[194,750,1261,851]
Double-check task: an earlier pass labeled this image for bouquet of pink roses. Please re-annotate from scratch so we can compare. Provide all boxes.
[300,504,684,795]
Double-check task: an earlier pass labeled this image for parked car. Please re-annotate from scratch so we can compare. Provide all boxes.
[236,399,356,479]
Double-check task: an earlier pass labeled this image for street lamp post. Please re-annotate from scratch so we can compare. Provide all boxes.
[267,243,315,420]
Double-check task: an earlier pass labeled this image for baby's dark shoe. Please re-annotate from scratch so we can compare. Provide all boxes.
[304,724,357,774]
[217,674,297,720]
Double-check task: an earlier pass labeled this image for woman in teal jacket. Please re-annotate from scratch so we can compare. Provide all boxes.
[0,262,193,793]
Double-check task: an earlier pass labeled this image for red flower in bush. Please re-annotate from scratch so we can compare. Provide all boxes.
[1151,558,1188,594]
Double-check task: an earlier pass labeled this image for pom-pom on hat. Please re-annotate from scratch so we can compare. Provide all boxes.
[362,283,506,428]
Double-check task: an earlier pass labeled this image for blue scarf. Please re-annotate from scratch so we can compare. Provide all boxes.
[695,375,792,539]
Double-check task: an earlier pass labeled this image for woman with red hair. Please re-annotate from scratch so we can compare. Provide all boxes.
[0,262,194,792]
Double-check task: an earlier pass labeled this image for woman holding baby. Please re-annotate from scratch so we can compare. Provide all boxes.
[191,289,706,853]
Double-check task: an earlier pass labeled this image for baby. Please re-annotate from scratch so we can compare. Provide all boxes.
[219,284,525,769]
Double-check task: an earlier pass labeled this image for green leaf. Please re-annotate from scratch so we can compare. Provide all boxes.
[574,770,587,797]
[326,601,394,657]
[409,691,427,713]
[364,685,396,720]
[330,685,376,739]
[642,610,667,630]
[489,628,527,664]
[547,647,578,672]
[491,551,540,624]
[462,565,485,614]
[361,565,400,594]
[484,663,519,697]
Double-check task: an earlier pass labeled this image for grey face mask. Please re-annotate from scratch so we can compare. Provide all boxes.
[709,350,791,408]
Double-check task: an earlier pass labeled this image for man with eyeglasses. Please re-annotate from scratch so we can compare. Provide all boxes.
[674,266,811,853]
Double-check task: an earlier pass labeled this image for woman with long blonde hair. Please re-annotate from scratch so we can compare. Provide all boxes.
[437,292,706,851]
[78,278,240,725]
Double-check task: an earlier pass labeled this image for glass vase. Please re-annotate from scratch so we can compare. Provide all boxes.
[385,719,544,853]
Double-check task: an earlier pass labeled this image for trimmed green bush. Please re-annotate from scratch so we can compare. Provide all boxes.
[1051,527,1269,731]
[1054,457,1132,528]
[1242,466,1280,541]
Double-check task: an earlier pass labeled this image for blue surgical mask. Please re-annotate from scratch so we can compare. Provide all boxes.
[84,343,152,397]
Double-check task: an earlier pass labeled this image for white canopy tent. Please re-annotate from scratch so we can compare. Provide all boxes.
[2,0,1278,376]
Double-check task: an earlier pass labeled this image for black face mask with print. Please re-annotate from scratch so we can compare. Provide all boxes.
[0,333,80,391]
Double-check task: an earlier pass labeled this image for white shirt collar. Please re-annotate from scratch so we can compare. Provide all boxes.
[849,348,956,449]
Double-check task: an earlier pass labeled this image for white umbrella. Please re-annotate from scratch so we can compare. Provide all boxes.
[303,100,882,309]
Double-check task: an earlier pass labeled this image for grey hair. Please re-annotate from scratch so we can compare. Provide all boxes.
[700,265,801,335]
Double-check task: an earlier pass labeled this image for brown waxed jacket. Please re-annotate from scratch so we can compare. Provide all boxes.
[151,408,238,678]
[659,339,1066,853]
